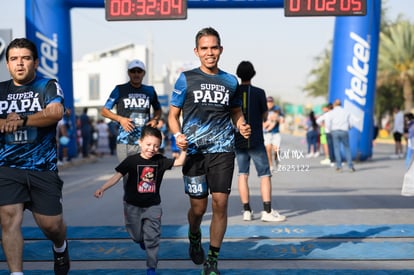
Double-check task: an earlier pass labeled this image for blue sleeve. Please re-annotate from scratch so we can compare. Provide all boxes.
[45,80,64,105]
[170,73,187,108]
[103,86,120,110]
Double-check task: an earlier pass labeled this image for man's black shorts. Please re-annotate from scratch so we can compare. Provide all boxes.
[182,152,235,195]
[0,167,64,215]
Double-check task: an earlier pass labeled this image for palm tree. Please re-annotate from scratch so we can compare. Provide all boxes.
[303,45,331,99]
[378,20,414,112]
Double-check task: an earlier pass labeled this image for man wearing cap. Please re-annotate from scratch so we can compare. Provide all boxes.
[263,96,284,172]
[102,59,162,163]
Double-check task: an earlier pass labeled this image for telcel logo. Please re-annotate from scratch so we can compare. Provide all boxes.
[344,31,370,132]
[35,31,58,81]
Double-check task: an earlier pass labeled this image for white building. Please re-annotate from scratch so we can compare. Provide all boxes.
[72,43,196,118]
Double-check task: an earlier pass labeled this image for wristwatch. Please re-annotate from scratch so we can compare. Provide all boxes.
[21,115,28,126]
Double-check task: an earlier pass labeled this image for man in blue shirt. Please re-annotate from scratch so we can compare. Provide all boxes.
[102,59,162,163]
[168,27,251,275]
[0,38,70,275]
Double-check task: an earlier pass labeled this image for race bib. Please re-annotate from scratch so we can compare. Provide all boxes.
[184,175,208,197]
[5,127,37,144]
[130,112,148,128]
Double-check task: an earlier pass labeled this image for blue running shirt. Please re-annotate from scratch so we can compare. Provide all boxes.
[170,68,241,155]
[103,83,161,145]
[0,76,64,171]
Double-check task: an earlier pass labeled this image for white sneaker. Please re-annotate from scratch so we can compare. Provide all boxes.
[261,209,286,222]
[243,210,253,221]
[313,152,320,158]
[320,158,331,165]
[306,153,313,158]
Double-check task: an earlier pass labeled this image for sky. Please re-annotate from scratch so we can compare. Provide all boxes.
[0,0,413,105]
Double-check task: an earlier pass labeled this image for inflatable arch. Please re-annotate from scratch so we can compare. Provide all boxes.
[25,0,380,160]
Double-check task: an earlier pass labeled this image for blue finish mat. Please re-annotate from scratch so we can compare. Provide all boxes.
[14,224,414,239]
[1,239,413,261]
[1,225,413,274]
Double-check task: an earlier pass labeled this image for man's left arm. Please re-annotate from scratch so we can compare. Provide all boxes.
[1,103,63,133]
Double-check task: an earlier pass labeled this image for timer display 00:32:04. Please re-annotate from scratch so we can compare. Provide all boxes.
[105,0,187,21]
[284,0,367,16]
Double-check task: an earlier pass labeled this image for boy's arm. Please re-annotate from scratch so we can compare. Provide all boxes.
[173,150,186,167]
[94,172,123,198]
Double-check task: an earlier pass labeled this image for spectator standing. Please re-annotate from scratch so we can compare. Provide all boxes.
[234,60,286,223]
[404,113,414,168]
[168,27,251,275]
[263,96,284,171]
[80,107,91,158]
[317,103,335,166]
[391,106,405,159]
[107,120,118,156]
[325,99,355,172]
[305,111,319,158]
[0,38,70,274]
[57,108,73,165]
[95,118,110,157]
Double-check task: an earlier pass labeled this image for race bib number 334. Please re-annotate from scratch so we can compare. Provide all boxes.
[183,175,208,197]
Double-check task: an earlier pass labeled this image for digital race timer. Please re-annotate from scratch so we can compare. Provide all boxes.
[284,0,366,16]
[105,0,187,21]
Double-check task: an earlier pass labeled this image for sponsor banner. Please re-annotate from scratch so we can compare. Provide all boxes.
[26,0,77,157]
[328,0,381,161]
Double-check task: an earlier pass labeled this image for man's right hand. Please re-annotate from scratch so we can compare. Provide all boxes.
[175,133,188,151]
[119,117,135,133]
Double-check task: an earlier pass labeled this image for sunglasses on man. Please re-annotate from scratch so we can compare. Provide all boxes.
[129,68,144,74]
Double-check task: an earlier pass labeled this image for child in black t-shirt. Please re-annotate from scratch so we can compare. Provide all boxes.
[94,126,186,275]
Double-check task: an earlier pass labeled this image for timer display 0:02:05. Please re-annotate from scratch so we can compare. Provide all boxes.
[105,0,187,21]
[284,0,366,16]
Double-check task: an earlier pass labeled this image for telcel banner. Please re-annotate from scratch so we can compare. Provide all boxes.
[329,0,380,161]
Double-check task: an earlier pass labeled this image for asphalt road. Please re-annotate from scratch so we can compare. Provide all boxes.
[5,134,414,273]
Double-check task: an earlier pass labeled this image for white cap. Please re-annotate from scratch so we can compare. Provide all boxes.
[127,59,146,71]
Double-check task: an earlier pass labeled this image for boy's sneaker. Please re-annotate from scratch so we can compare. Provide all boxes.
[189,230,205,265]
[202,258,220,275]
[147,268,156,275]
[261,209,286,222]
[53,240,70,275]
[242,210,253,221]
